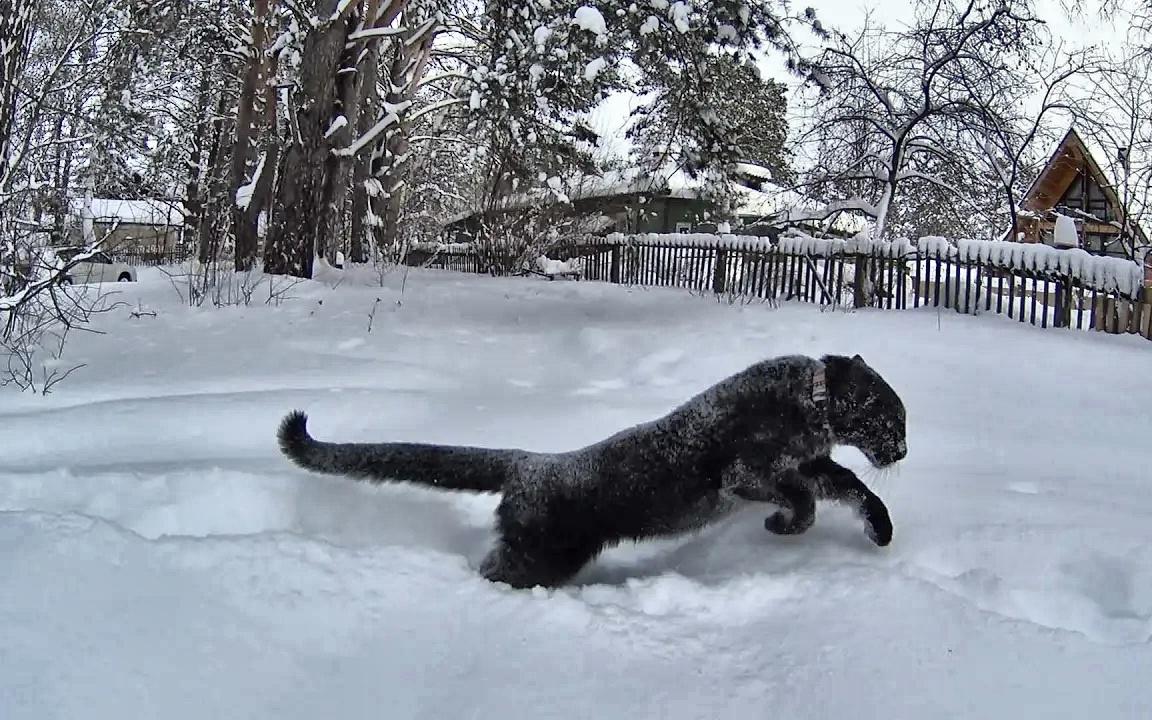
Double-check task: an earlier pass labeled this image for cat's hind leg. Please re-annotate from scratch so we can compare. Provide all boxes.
[479,537,598,589]
[480,497,601,589]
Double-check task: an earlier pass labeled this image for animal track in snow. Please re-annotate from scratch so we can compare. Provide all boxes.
[908,533,1152,645]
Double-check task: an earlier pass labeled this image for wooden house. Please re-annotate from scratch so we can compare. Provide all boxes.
[1012,127,1150,283]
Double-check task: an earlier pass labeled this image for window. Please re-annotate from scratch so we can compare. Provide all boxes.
[675,222,692,233]
[1057,169,1117,222]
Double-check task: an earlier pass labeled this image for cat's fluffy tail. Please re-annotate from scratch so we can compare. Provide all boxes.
[277,410,517,493]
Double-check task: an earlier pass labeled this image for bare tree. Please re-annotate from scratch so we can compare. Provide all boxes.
[793,0,1042,239]
[965,42,1090,240]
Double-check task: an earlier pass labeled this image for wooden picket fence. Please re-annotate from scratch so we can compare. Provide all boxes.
[419,233,1152,341]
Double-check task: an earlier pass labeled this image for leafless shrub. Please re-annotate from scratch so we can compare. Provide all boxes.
[1,241,121,393]
[160,258,302,308]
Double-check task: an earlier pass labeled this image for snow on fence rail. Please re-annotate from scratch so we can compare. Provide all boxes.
[918,236,1145,297]
[414,232,1152,340]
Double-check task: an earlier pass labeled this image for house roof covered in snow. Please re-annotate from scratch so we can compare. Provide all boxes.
[69,198,185,226]
[444,162,862,231]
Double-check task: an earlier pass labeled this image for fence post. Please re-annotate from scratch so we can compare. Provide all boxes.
[852,254,868,308]
[610,243,621,284]
[1139,288,1152,339]
[712,248,728,294]
[1053,277,1072,328]
[1093,295,1114,332]
[1117,297,1134,334]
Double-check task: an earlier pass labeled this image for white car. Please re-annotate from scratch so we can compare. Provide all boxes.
[55,248,136,284]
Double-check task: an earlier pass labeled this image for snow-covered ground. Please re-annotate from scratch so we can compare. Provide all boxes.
[2,265,1150,719]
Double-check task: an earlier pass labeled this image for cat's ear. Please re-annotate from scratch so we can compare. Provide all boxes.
[852,353,864,363]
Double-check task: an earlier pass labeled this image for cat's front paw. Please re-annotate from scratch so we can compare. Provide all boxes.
[864,499,893,546]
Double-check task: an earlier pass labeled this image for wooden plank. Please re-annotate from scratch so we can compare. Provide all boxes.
[804,254,815,303]
[896,255,907,309]
[767,249,778,300]
[887,254,896,309]
[1029,275,1038,326]
[821,256,833,306]
[838,251,847,306]
[933,253,942,307]
[1116,296,1133,334]
[913,255,921,308]
[984,267,993,313]
[943,255,952,310]
[1041,279,1050,328]
[964,258,973,314]
[712,248,728,294]
[853,255,868,308]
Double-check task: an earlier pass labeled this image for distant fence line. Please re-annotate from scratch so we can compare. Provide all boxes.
[111,248,191,267]
[414,232,1152,341]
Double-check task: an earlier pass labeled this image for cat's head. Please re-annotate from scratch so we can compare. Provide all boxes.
[823,354,907,467]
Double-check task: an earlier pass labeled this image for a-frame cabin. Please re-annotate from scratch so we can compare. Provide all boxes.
[1013,127,1148,264]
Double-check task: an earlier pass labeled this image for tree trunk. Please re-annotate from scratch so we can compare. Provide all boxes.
[348,44,380,265]
[375,21,437,256]
[241,77,280,264]
[321,27,374,267]
[0,0,35,184]
[264,1,356,278]
[198,91,232,264]
[1005,184,1018,242]
[184,61,214,255]
[873,177,895,241]
[232,0,270,271]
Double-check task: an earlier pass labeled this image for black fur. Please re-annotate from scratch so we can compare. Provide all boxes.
[277,353,907,588]
[277,410,529,492]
